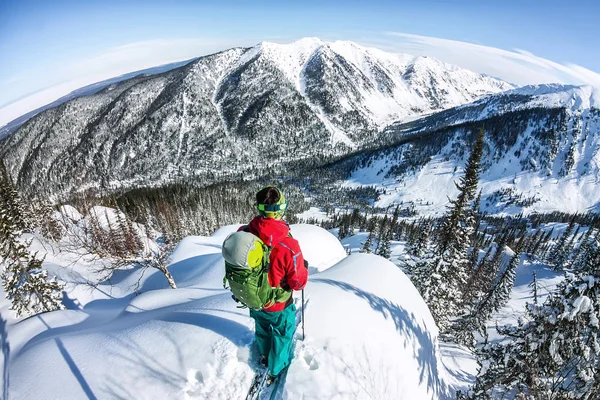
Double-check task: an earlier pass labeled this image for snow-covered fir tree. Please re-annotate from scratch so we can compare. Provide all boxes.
[528,271,539,305]
[469,256,600,399]
[418,128,485,332]
[376,230,392,259]
[465,234,509,305]
[549,218,576,269]
[0,161,64,317]
[572,229,598,271]
[408,219,431,259]
[526,228,545,260]
[452,240,523,347]
[361,222,376,254]
[374,215,389,254]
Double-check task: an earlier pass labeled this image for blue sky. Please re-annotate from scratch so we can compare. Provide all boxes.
[1,0,599,125]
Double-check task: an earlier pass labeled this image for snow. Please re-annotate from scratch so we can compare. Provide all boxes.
[343,125,600,216]
[486,258,564,342]
[346,83,600,216]
[289,224,347,273]
[259,38,324,92]
[296,207,331,223]
[565,296,593,319]
[2,223,471,399]
[240,37,513,141]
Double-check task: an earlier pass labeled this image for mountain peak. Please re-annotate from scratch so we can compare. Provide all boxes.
[1,37,517,196]
[257,37,324,55]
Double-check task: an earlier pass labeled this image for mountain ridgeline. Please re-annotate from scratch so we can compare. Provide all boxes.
[1,38,599,216]
[380,85,600,174]
[0,38,512,197]
[348,84,600,214]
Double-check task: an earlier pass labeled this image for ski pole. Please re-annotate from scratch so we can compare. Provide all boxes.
[301,289,305,340]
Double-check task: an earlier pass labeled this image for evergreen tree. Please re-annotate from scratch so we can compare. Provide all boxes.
[549,218,577,269]
[573,230,600,272]
[528,271,538,305]
[408,219,431,259]
[0,161,64,317]
[471,266,600,399]
[406,242,437,296]
[375,215,389,254]
[471,189,483,247]
[349,208,361,234]
[491,240,522,312]
[37,200,62,242]
[389,205,400,240]
[337,216,348,240]
[527,228,545,260]
[571,227,595,270]
[376,230,392,259]
[453,239,522,347]
[420,128,486,332]
[463,241,497,306]
[437,128,485,254]
[361,221,376,254]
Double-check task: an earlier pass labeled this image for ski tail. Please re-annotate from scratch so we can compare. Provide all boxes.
[245,369,268,400]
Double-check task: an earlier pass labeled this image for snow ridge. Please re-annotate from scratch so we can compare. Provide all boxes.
[0,37,515,196]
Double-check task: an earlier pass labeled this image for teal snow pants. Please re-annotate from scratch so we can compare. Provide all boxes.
[249,303,297,376]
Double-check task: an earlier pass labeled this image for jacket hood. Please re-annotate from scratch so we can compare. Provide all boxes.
[248,216,290,246]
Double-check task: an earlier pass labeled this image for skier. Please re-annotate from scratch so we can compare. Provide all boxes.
[238,186,308,385]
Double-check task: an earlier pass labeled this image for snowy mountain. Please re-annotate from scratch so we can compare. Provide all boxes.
[0,59,196,141]
[0,38,512,197]
[344,84,600,215]
[1,223,465,399]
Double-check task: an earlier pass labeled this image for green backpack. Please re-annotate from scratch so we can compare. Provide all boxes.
[222,230,291,310]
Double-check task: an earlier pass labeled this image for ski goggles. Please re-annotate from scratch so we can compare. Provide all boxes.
[257,202,287,213]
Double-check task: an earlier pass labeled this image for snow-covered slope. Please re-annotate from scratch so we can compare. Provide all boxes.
[344,84,600,215]
[0,38,512,197]
[3,224,458,399]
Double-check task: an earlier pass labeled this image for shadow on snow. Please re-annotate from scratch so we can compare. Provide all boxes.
[312,278,452,399]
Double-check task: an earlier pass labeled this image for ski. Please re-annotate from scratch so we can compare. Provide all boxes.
[267,363,289,400]
[245,367,268,400]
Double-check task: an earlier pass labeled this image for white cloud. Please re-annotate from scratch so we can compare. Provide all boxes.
[361,32,600,88]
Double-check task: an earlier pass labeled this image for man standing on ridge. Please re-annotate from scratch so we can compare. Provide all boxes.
[240,186,308,384]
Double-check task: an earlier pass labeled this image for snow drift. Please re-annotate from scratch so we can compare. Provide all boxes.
[3,224,454,399]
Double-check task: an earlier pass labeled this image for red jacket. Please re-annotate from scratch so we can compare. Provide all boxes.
[240,216,308,312]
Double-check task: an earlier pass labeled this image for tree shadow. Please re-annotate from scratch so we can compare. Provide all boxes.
[99,332,187,399]
[439,343,477,389]
[96,312,252,398]
[139,253,223,292]
[19,296,250,357]
[1,314,9,400]
[312,278,452,399]
[17,304,252,399]
[37,315,98,400]
[156,311,252,346]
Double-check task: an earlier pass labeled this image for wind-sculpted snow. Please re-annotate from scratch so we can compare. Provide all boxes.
[2,224,457,399]
[0,38,512,196]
